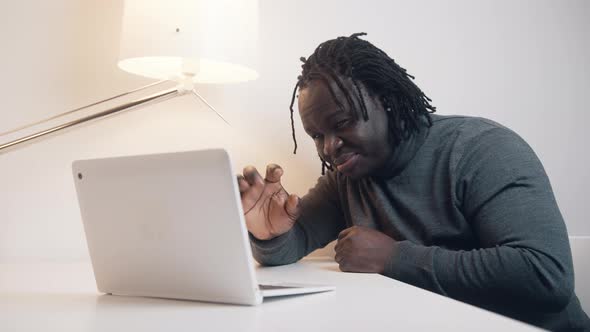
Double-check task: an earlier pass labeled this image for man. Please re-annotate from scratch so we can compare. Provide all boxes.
[237,33,589,331]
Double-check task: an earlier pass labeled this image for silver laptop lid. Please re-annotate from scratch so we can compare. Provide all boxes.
[72,149,262,305]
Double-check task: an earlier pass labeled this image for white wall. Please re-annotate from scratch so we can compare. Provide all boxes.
[1,0,588,262]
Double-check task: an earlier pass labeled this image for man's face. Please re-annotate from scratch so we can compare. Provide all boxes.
[298,78,394,179]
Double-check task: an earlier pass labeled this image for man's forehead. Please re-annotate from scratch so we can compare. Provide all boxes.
[299,104,354,137]
[299,84,347,120]
[300,78,360,116]
[302,78,350,99]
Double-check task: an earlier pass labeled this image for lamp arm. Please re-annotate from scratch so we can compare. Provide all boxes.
[190,89,230,126]
[0,87,179,153]
[0,80,168,138]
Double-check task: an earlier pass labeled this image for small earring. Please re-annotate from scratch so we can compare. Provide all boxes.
[386,107,392,112]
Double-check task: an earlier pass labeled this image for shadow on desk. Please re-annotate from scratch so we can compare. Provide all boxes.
[95,293,220,308]
[2,291,225,309]
[256,256,341,273]
[94,293,264,331]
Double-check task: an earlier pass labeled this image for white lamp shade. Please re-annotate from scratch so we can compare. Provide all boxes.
[118,0,258,84]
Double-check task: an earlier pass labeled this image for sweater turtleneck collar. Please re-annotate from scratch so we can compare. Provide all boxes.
[371,120,431,179]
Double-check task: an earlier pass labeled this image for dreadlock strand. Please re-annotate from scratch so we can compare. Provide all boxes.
[289,83,299,154]
[324,69,359,120]
[352,79,369,121]
[309,72,348,115]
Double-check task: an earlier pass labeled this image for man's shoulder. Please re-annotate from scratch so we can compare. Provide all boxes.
[431,114,505,130]
[429,114,515,142]
[426,114,532,167]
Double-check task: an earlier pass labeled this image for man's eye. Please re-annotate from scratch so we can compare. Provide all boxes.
[335,119,349,129]
[311,134,322,140]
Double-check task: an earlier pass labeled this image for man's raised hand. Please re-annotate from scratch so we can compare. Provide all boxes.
[237,164,300,240]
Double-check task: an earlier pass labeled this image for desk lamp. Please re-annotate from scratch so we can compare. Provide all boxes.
[0,0,258,152]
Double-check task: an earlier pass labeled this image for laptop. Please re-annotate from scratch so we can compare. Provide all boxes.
[72,148,334,305]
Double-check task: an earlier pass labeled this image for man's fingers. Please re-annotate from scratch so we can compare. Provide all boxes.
[284,194,301,220]
[265,164,283,183]
[334,237,346,255]
[237,175,249,193]
[338,227,354,241]
[243,166,264,187]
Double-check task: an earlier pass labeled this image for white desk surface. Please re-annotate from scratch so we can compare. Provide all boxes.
[0,257,541,331]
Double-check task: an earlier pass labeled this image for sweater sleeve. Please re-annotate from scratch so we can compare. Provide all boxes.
[250,171,346,266]
[384,125,575,312]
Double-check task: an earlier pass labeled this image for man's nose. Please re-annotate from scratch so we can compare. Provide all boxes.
[323,134,343,158]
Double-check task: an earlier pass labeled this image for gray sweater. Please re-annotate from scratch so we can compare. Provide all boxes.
[250,115,589,331]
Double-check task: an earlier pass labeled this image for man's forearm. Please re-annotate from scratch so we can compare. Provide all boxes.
[249,223,309,266]
[384,240,574,312]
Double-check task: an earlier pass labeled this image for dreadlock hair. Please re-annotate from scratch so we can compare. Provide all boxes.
[289,32,436,174]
